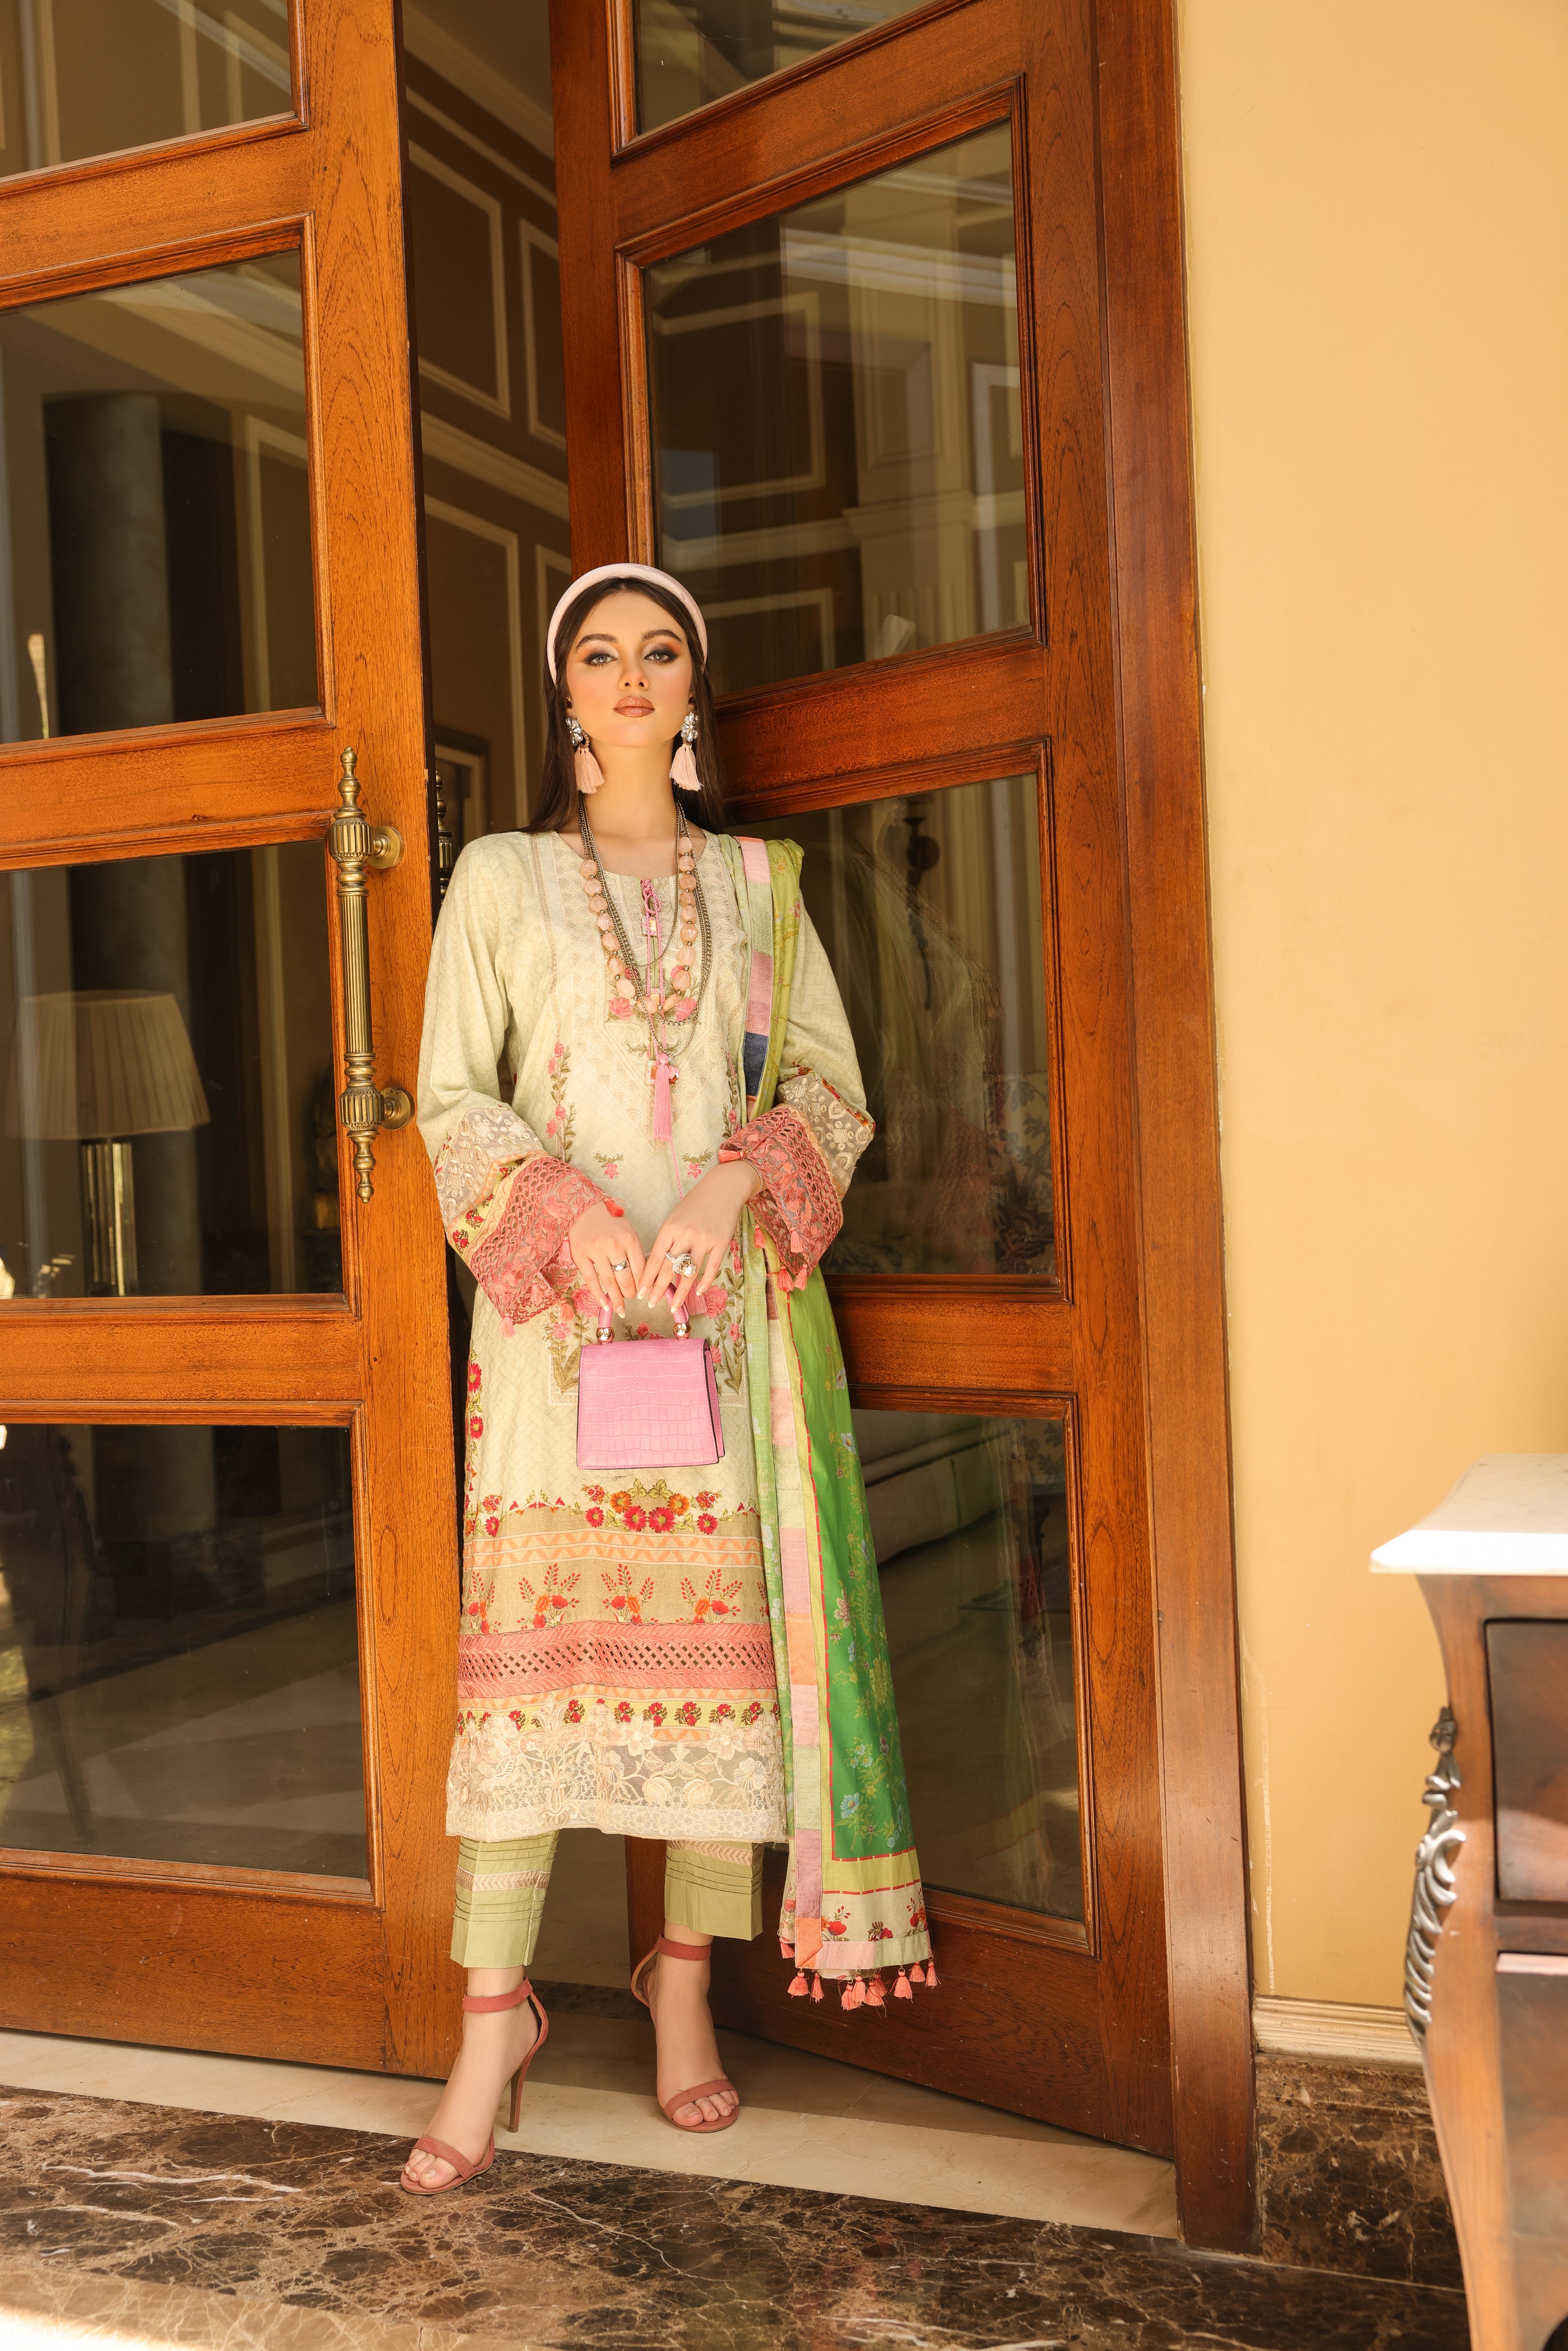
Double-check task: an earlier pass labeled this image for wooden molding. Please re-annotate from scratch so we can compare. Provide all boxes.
[1253,1997,1420,2070]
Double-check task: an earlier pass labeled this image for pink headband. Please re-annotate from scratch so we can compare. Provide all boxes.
[545,562,708,680]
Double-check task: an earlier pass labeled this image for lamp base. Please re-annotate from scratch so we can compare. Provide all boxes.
[81,1139,137,1295]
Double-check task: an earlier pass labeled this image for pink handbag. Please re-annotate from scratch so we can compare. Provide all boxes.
[576,1308,724,1471]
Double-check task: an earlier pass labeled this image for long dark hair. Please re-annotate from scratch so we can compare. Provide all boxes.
[525,575,725,836]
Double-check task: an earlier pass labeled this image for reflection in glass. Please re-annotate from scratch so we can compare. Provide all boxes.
[756,774,1053,1277]
[636,0,923,132]
[404,13,572,832]
[647,122,1023,696]
[0,0,293,180]
[0,844,340,1299]
[0,1422,363,1876]
[0,251,314,746]
[867,1408,1080,1919]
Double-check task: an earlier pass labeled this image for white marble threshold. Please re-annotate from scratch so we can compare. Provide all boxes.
[0,2014,1178,2239]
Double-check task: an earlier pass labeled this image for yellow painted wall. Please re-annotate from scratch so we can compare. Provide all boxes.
[1178,0,1568,2006]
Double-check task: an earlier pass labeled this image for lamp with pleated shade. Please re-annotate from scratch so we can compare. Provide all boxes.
[7,990,210,1295]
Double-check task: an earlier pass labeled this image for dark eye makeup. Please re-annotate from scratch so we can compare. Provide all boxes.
[580,642,681,666]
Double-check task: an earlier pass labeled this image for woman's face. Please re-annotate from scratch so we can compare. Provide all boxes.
[562,588,694,754]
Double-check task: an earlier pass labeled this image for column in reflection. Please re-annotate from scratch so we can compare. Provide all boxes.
[43,393,216,1585]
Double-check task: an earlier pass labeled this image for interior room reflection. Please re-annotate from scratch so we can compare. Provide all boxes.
[0,1421,365,1879]
[647,120,1024,695]
[868,1409,1081,1921]
[403,0,568,841]
[0,0,293,181]
[635,0,926,131]
[0,250,314,747]
[757,775,1054,1278]
[0,844,339,1299]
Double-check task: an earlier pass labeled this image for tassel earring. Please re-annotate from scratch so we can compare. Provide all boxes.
[670,707,700,793]
[566,711,604,796]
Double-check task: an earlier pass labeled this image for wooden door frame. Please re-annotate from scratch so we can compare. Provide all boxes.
[1094,0,1253,2255]
[549,0,1250,2249]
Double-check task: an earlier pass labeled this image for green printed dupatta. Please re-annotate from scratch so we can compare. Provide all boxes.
[713,833,935,2002]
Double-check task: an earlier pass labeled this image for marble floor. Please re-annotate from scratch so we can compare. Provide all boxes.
[0,2081,1472,2351]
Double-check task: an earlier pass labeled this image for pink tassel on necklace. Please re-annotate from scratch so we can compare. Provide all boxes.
[575,740,606,796]
[651,1046,674,1142]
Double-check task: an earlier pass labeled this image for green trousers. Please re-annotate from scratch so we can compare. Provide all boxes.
[452,1833,764,1970]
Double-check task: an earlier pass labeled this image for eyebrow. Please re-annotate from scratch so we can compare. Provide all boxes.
[575,627,683,649]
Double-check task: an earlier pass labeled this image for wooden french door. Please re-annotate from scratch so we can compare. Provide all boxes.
[552,0,1179,2158]
[0,1,457,2080]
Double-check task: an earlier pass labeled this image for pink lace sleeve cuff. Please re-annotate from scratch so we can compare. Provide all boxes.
[720,1105,842,1291]
[460,1155,605,1330]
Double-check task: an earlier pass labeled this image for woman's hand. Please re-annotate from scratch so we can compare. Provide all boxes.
[567,1200,646,1316]
[641,1160,761,1324]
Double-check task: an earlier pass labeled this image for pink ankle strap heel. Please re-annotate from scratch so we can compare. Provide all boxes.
[400,1976,550,2194]
[630,1937,740,2136]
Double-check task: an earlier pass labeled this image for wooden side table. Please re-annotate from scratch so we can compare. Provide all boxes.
[1375,1456,1568,2351]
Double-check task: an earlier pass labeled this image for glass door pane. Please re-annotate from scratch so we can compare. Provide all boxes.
[754,771,1054,1278]
[867,1405,1080,1919]
[0,0,294,180]
[0,842,339,1297]
[0,1420,363,1877]
[0,251,315,744]
[636,0,926,132]
[646,121,1024,693]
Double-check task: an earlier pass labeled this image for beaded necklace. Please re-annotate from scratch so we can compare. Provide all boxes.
[577,800,711,1143]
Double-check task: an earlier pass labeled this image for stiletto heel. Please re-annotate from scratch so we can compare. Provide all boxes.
[401,1977,549,2195]
[631,1934,739,2133]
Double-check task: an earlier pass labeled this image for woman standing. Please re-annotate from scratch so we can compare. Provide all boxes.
[403,566,932,2195]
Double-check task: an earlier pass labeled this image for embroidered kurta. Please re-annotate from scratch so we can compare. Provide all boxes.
[417,829,870,1850]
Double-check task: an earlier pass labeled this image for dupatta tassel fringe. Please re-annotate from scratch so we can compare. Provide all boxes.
[894,1969,913,1999]
[787,1972,808,1998]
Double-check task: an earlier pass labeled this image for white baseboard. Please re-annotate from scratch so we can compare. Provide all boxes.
[1252,1995,1422,2069]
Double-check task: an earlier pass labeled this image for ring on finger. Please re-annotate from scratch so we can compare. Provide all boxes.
[611,1258,630,1273]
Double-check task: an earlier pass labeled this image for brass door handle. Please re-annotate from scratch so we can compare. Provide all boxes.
[328,747,412,1201]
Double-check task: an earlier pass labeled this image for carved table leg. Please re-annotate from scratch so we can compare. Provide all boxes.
[1414,1595,1518,2349]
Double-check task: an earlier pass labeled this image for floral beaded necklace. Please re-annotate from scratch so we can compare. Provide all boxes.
[576,798,712,1143]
